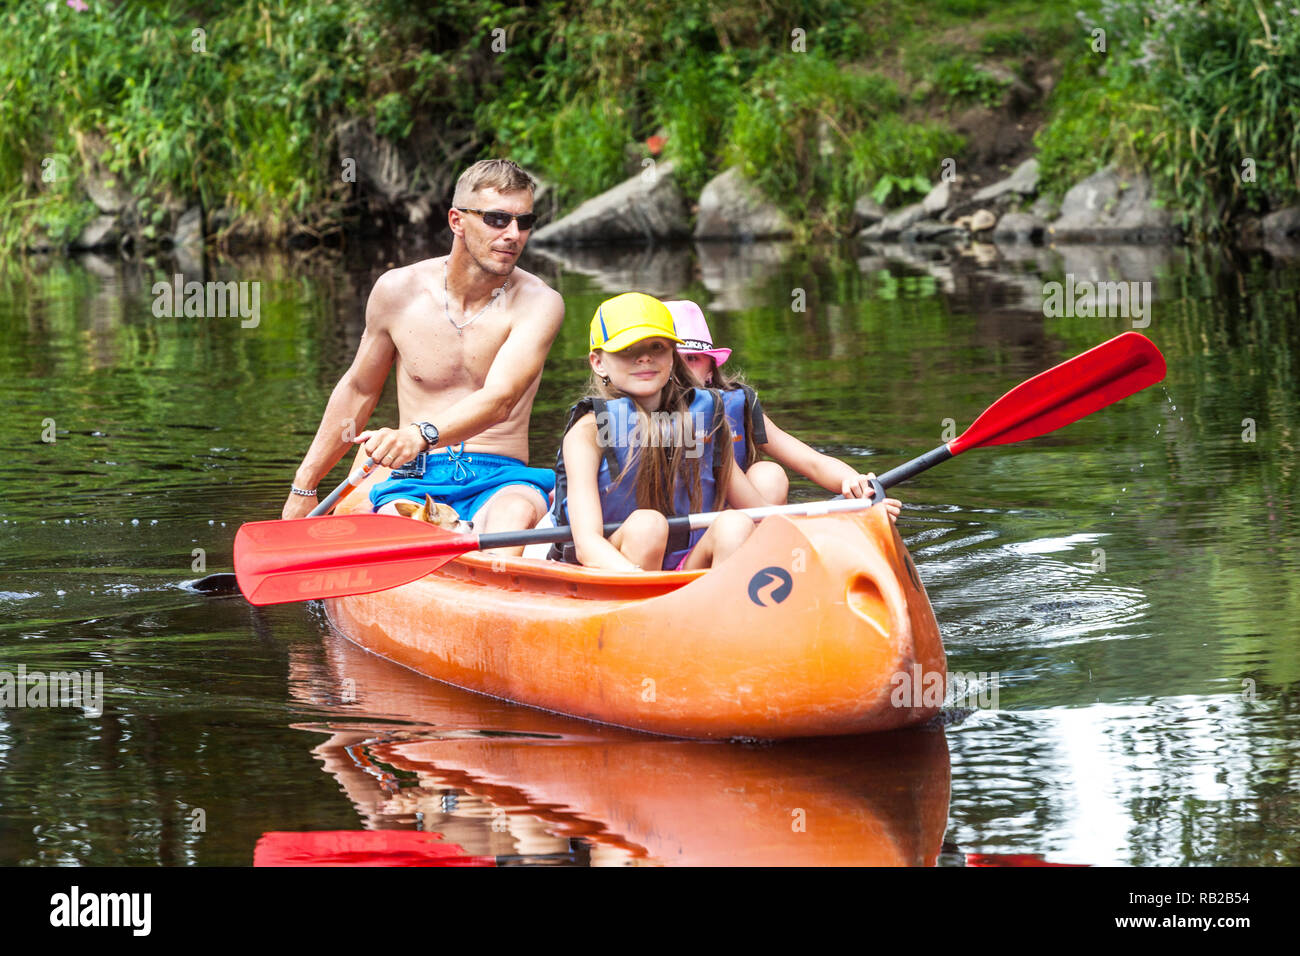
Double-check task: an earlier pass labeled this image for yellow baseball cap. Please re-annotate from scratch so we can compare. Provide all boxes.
[589,292,683,352]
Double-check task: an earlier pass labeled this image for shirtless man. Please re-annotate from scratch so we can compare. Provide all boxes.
[282,159,564,546]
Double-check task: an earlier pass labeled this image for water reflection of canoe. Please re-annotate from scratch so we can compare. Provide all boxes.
[290,633,952,866]
[323,457,945,739]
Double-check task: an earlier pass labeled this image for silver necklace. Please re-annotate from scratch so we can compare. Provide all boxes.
[444,262,509,333]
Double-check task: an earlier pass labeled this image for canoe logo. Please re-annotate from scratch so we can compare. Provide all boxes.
[748,567,793,607]
[306,519,354,540]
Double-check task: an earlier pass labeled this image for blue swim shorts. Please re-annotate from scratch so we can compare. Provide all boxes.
[368,444,555,523]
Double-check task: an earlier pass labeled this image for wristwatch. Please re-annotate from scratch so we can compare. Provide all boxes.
[412,421,439,451]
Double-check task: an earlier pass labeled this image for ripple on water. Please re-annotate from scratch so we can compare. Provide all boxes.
[912,523,1150,650]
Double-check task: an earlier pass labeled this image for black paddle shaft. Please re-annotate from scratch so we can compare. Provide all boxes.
[876,443,954,489]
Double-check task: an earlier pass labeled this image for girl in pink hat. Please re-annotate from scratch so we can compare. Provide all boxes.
[663,300,901,520]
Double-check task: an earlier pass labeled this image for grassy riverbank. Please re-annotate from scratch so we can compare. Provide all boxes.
[1036,0,1300,233]
[2,0,1296,251]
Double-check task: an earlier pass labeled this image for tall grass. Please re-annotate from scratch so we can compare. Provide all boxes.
[0,1,373,245]
[728,56,965,233]
[654,57,744,202]
[1036,0,1300,234]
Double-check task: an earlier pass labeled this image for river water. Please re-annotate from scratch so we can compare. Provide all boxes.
[0,237,1296,866]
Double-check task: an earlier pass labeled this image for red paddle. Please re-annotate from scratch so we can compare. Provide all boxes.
[875,330,1166,486]
[189,457,375,595]
[234,332,1166,606]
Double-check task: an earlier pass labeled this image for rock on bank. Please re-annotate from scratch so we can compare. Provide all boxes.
[531,162,689,245]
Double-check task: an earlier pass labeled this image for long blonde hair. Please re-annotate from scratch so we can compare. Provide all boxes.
[587,350,733,513]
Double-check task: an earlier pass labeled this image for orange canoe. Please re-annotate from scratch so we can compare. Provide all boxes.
[324,455,945,739]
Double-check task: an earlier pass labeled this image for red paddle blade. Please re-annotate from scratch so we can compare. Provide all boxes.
[948,332,1166,455]
[234,514,478,606]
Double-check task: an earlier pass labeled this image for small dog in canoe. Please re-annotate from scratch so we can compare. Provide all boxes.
[391,495,473,532]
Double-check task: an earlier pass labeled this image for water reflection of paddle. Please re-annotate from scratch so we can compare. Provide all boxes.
[254,830,499,867]
[283,631,951,866]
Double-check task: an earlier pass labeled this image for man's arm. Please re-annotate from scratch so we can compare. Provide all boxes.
[281,276,399,518]
[356,285,564,466]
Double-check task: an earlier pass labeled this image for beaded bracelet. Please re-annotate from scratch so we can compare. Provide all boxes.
[290,485,318,497]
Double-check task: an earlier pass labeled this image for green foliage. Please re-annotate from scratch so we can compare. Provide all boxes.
[729,55,916,232]
[654,57,743,201]
[932,55,1011,107]
[1,0,923,248]
[12,0,1281,248]
[978,27,1033,56]
[373,93,414,142]
[932,0,996,15]
[1038,0,1300,234]
[871,173,932,208]
[725,55,966,226]
[1034,55,1127,202]
[543,98,634,207]
[0,0,374,245]
[853,116,965,209]
[479,0,879,209]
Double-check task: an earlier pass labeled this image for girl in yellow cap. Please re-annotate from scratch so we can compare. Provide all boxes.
[664,299,901,520]
[547,293,766,571]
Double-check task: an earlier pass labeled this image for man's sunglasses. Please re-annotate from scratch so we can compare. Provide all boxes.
[456,207,538,231]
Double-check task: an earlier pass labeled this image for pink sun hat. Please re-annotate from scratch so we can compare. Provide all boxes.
[663,300,731,367]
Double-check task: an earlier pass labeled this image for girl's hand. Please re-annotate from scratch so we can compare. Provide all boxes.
[841,472,878,499]
[355,425,425,470]
[842,472,902,523]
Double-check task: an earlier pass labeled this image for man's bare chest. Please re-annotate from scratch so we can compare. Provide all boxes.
[389,304,511,390]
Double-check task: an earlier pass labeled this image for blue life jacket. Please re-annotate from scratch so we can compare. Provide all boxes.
[549,388,728,569]
[721,385,768,469]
